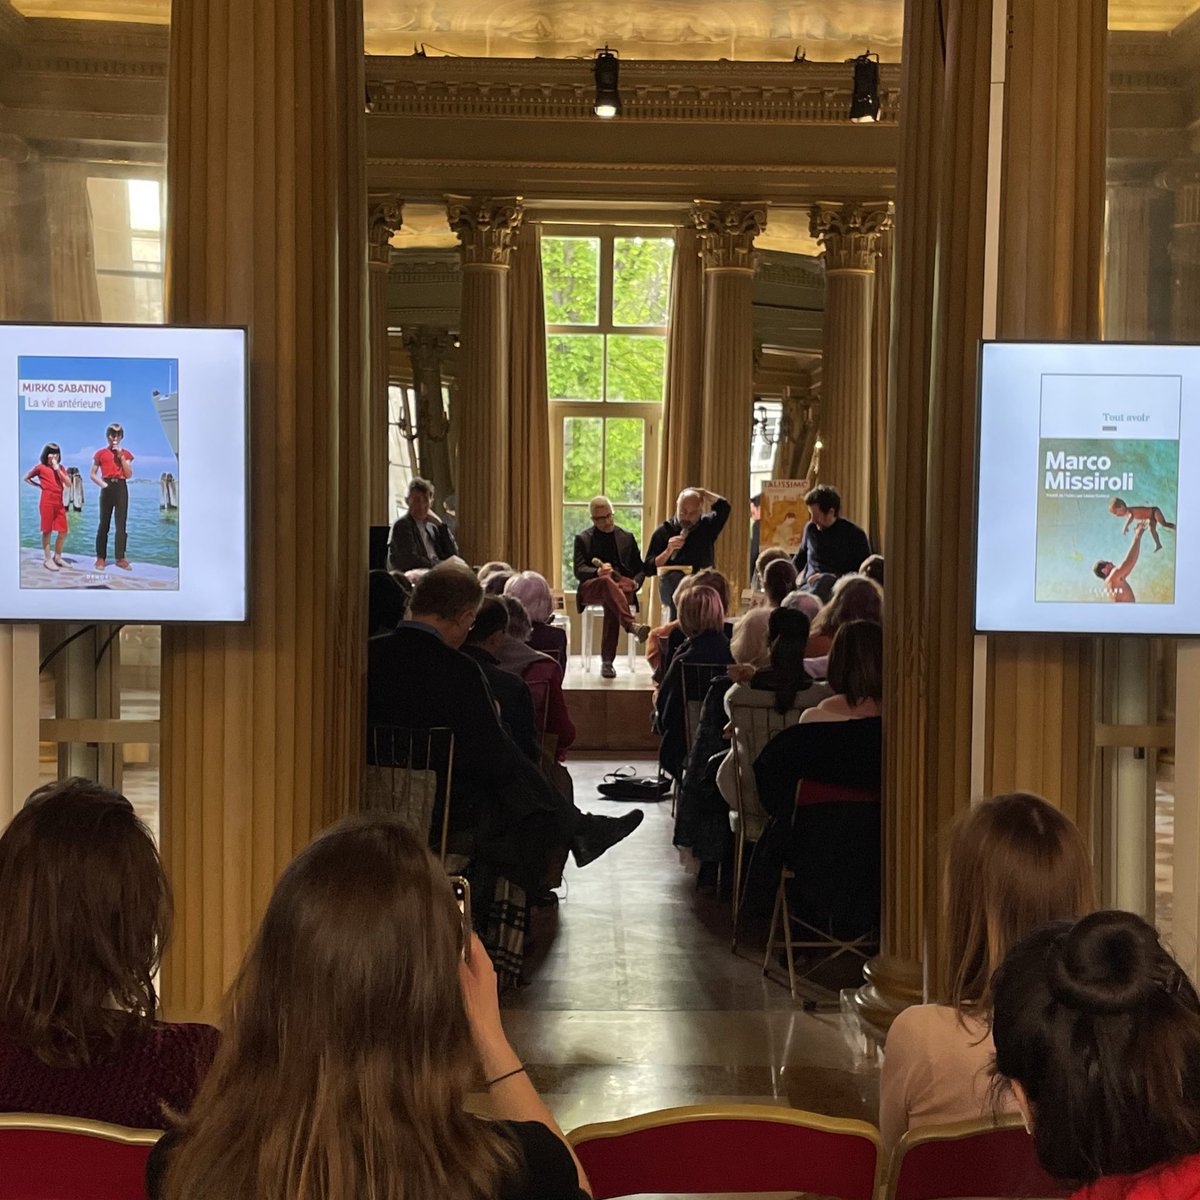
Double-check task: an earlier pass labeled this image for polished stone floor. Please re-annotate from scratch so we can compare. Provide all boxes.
[495,757,881,1134]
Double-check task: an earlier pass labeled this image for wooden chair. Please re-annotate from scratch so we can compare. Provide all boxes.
[364,724,454,863]
[569,1103,883,1200]
[0,1112,162,1200]
[886,1114,1070,1200]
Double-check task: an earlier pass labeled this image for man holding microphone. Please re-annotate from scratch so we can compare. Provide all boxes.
[645,486,731,619]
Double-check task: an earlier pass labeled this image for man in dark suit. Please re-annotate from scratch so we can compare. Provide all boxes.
[573,495,651,679]
[387,477,460,572]
[367,563,642,892]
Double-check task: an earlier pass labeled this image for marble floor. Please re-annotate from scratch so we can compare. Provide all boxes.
[495,757,881,1134]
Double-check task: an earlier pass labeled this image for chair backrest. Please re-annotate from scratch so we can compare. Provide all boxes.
[569,1104,882,1200]
[729,700,802,833]
[887,1115,1071,1200]
[364,725,455,861]
[680,662,729,752]
[0,1112,161,1200]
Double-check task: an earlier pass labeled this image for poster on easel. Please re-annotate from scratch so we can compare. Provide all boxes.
[760,479,809,555]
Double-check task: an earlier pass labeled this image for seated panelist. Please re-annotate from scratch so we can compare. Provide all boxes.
[388,477,459,573]
[644,486,731,620]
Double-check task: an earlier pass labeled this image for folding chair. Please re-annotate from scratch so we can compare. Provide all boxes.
[568,1103,883,1200]
[364,724,455,863]
[0,1112,162,1200]
[763,778,881,1002]
[886,1114,1070,1200]
[674,660,728,816]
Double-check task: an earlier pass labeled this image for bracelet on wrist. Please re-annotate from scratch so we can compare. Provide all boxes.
[485,1065,526,1089]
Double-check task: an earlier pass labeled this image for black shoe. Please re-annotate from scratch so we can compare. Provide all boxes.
[631,622,651,643]
[571,809,644,868]
[530,888,560,908]
[600,661,616,679]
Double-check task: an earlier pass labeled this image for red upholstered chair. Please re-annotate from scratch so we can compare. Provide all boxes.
[0,1112,161,1200]
[568,1103,882,1200]
[887,1115,1072,1200]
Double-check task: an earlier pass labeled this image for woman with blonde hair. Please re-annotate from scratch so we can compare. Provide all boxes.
[878,792,1095,1149]
[154,814,590,1200]
[805,572,883,658]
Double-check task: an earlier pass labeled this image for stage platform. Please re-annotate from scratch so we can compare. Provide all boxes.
[563,653,657,753]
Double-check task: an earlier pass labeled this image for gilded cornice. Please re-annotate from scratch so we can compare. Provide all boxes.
[810,201,893,271]
[445,195,524,266]
[366,56,901,125]
[692,200,768,270]
[754,254,824,290]
[391,254,462,286]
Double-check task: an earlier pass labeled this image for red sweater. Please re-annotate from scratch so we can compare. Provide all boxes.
[1072,1153,1200,1200]
[0,1021,218,1130]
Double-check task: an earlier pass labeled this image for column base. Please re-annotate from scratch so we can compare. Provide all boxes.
[853,953,923,1040]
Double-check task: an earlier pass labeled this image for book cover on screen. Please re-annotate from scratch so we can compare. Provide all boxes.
[1034,375,1180,605]
[19,355,181,593]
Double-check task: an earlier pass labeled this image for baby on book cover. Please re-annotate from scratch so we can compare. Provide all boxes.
[1034,374,1180,605]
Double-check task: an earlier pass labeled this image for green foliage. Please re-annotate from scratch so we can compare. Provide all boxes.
[547,334,603,401]
[607,336,666,403]
[542,237,599,325]
[613,237,673,326]
[562,417,603,502]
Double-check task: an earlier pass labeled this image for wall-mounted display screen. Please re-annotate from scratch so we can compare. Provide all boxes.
[976,341,1198,636]
[3,322,248,623]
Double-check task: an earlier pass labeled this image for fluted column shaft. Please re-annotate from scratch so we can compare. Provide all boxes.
[811,203,892,532]
[448,197,523,567]
[692,202,766,596]
[1104,184,1154,342]
[403,326,456,508]
[984,0,1106,827]
[161,0,368,1022]
[368,197,403,525]
[1164,169,1200,343]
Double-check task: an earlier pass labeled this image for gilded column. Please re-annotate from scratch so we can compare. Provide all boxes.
[1161,165,1200,343]
[403,325,456,509]
[1103,182,1154,343]
[869,220,894,548]
[984,0,1107,830]
[369,196,403,525]
[161,0,369,1021]
[691,201,767,595]
[810,202,892,533]
[447,196,523,567]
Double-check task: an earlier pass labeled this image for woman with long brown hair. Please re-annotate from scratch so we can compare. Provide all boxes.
[0,777,217,1128]
[878,792,1095,1148]
[154,814,590,1200]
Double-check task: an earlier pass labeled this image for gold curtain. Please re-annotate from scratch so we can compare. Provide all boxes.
[869,226,893,550]
[655,226,705,528]
[46,161,102,323]
[506,222,554,577]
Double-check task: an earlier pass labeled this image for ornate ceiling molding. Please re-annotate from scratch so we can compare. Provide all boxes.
[446,195,524,267]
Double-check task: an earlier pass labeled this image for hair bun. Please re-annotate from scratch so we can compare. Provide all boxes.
[1047,911,1176,1016]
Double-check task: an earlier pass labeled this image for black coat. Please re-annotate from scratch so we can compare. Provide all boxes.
[654,629,735,782]
[461,643,542,763]
[644,497,732,577]
[572,525,645,611]
[387,513,459,572]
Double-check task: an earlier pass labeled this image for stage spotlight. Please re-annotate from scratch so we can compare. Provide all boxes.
[593,47,622,119]
[850,51,881,123]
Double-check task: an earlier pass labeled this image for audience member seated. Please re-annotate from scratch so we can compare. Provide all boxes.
[654,585,734,784]
[879,792,1094,1149]
[462,597,542,763]
[799,620,883,724]
[671,667,735,872]
[648,568,733,681]
[859,553,885,587]
[388,476,460,572]
[805,572,884,658]
[368,568,409,636]
[716,608,832,840]
[497,595,576,764]
[791,484,872,582]
[367,565,641,899]
[149,816,591,1200]
[751,545,792,592]
[505,571,569,676]
[799,571,837,605]
[478,561,514,586]
[731,558,798,668]
[0,778,218,1129]
[485,570,514,596]
[992,910,1198,1200]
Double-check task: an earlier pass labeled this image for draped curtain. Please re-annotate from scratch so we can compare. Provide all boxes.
[869,227,894,549]
[655,225,705,531]
[46,161,102,322]
[506,221,554,577]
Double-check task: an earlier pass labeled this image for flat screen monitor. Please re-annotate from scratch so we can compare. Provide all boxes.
[975,341,1198,636]
[5,322,248,623]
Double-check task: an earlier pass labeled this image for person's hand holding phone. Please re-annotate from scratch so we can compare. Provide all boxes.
[459,934,522,1080]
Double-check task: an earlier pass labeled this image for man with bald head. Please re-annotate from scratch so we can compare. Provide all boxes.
[645,486,731,619]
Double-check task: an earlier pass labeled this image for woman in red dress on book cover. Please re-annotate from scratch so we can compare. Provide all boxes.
[23,441,71,571]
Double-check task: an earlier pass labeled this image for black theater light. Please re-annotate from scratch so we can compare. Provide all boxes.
[849,51,881,123]
[593,47,622,119]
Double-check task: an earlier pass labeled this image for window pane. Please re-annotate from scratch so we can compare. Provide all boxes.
[547,333,603,401]
[614,506,644,550]
[606,335,666,403]
[562,505,590,586]
[562,417,603,503]
[127,179,162,233]
[613,237,673,326]
[604,418,644,504]
[542,236,600,326]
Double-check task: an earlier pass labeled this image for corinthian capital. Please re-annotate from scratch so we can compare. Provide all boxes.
[810,202,893,272]
[368,195,404,268]
[691,201,768,270]
[446,195,524,268]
